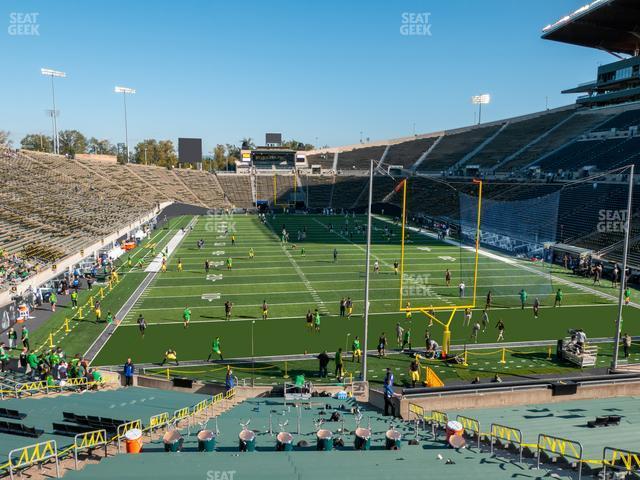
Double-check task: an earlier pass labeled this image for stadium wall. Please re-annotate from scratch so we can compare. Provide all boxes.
[368,378,640,419]
[0,201,173,308]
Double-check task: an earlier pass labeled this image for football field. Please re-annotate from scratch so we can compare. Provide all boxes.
[92,213,640,367]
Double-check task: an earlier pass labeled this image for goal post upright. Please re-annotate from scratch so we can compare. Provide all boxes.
[398,177,483,356]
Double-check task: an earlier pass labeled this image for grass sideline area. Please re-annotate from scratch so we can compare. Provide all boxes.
[140,340,640,387]
[90,213,640,376]
[23,216,193,359]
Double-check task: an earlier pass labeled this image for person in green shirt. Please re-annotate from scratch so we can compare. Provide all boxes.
[27,352,39,379]
[0,347,9,372]
[624,287,632,305]
[519,289,527,310]
[352,336,362,363]
[207,337,223,361]
[554,288,563,307]
[182,306,191,329]
[106,311,114,324]
[21,326,29,350]
[49,291,57,312]
[127,256,132,268]
[402,328,412,351]
[334,348,344,380]
[314,309,321,332]
[226,257,232,271]
[70,291,78,309]
[45,372,56,387]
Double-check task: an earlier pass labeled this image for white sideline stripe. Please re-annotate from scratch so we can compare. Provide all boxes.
[83,220,187,361]
[145,226,191,272]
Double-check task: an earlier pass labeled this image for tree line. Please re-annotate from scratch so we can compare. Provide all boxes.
[0,130,315,170]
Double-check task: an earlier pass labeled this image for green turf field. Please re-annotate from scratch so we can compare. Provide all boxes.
[90,213,640,369]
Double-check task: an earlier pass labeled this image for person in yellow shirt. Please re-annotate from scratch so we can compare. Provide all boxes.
[177,259,183,272]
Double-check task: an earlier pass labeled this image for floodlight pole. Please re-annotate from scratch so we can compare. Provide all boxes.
[612,164,634,371]
[123,93,129,163]
[361,160,374,382]
[115,86,135,163]
[50,76,58,154]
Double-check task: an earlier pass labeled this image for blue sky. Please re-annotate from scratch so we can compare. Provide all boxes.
[1,0,614,152]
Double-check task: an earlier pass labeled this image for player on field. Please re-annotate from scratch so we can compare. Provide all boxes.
[533,297,540,318]
[226,257,232,271]
[224,300,233,321]
[463,307,472,327]
[373,260,380,274]
[182,306,192,328]
[485,290,492,310]
[161,258,167,273]
[207,337,224,361]
[346,297,353,318]
[205,259,210,273]
[409,358,420,388]
[393,261,399,275]
[519,288,527,309]
[445,268,451,287]
[395,322,404,348]
[481,309,489,332]
[162,348,179,366]
[249,248,254,259]
[377,332,387,358]
[177,258,183,272]
[352,336,362,363]
[306,309,313,329]
[405,301,412,320]
[333,248,338,262]
[471,321,480,343]
[458,281,465,298]
[496,319,505,342]
[137,314,146,337]
[231,234,236,246]
[314,309,321,332]
[624,286,631,305]
[554,288,563,307]
[402,328,411,351]
[261,300,268,320]
[339,298,346,317]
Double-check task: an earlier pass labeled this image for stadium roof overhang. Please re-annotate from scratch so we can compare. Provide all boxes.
[542,0,640,57]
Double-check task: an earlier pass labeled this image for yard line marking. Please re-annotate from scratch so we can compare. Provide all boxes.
[266,220,330,315]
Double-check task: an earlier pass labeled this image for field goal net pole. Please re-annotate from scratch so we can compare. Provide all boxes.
[612,164,634,370]
[399,178,483,356]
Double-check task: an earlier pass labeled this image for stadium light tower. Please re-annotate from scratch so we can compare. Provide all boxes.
[40,68,66,154]
[471,94,491,124]
[114,86,136,163]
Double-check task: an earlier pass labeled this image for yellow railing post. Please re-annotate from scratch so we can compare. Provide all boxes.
[78,307,84,320]
[463,346,469,367]
[99,287,105,299]
[88,296,94,308]
[499,347,507,364]
[547,346,552,360]
[48,333,54,348]
[283,361,289,379]
[64,318,70,333]
[166,369,170,380]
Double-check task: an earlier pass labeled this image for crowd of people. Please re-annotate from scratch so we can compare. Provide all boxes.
[0,249,40,291]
